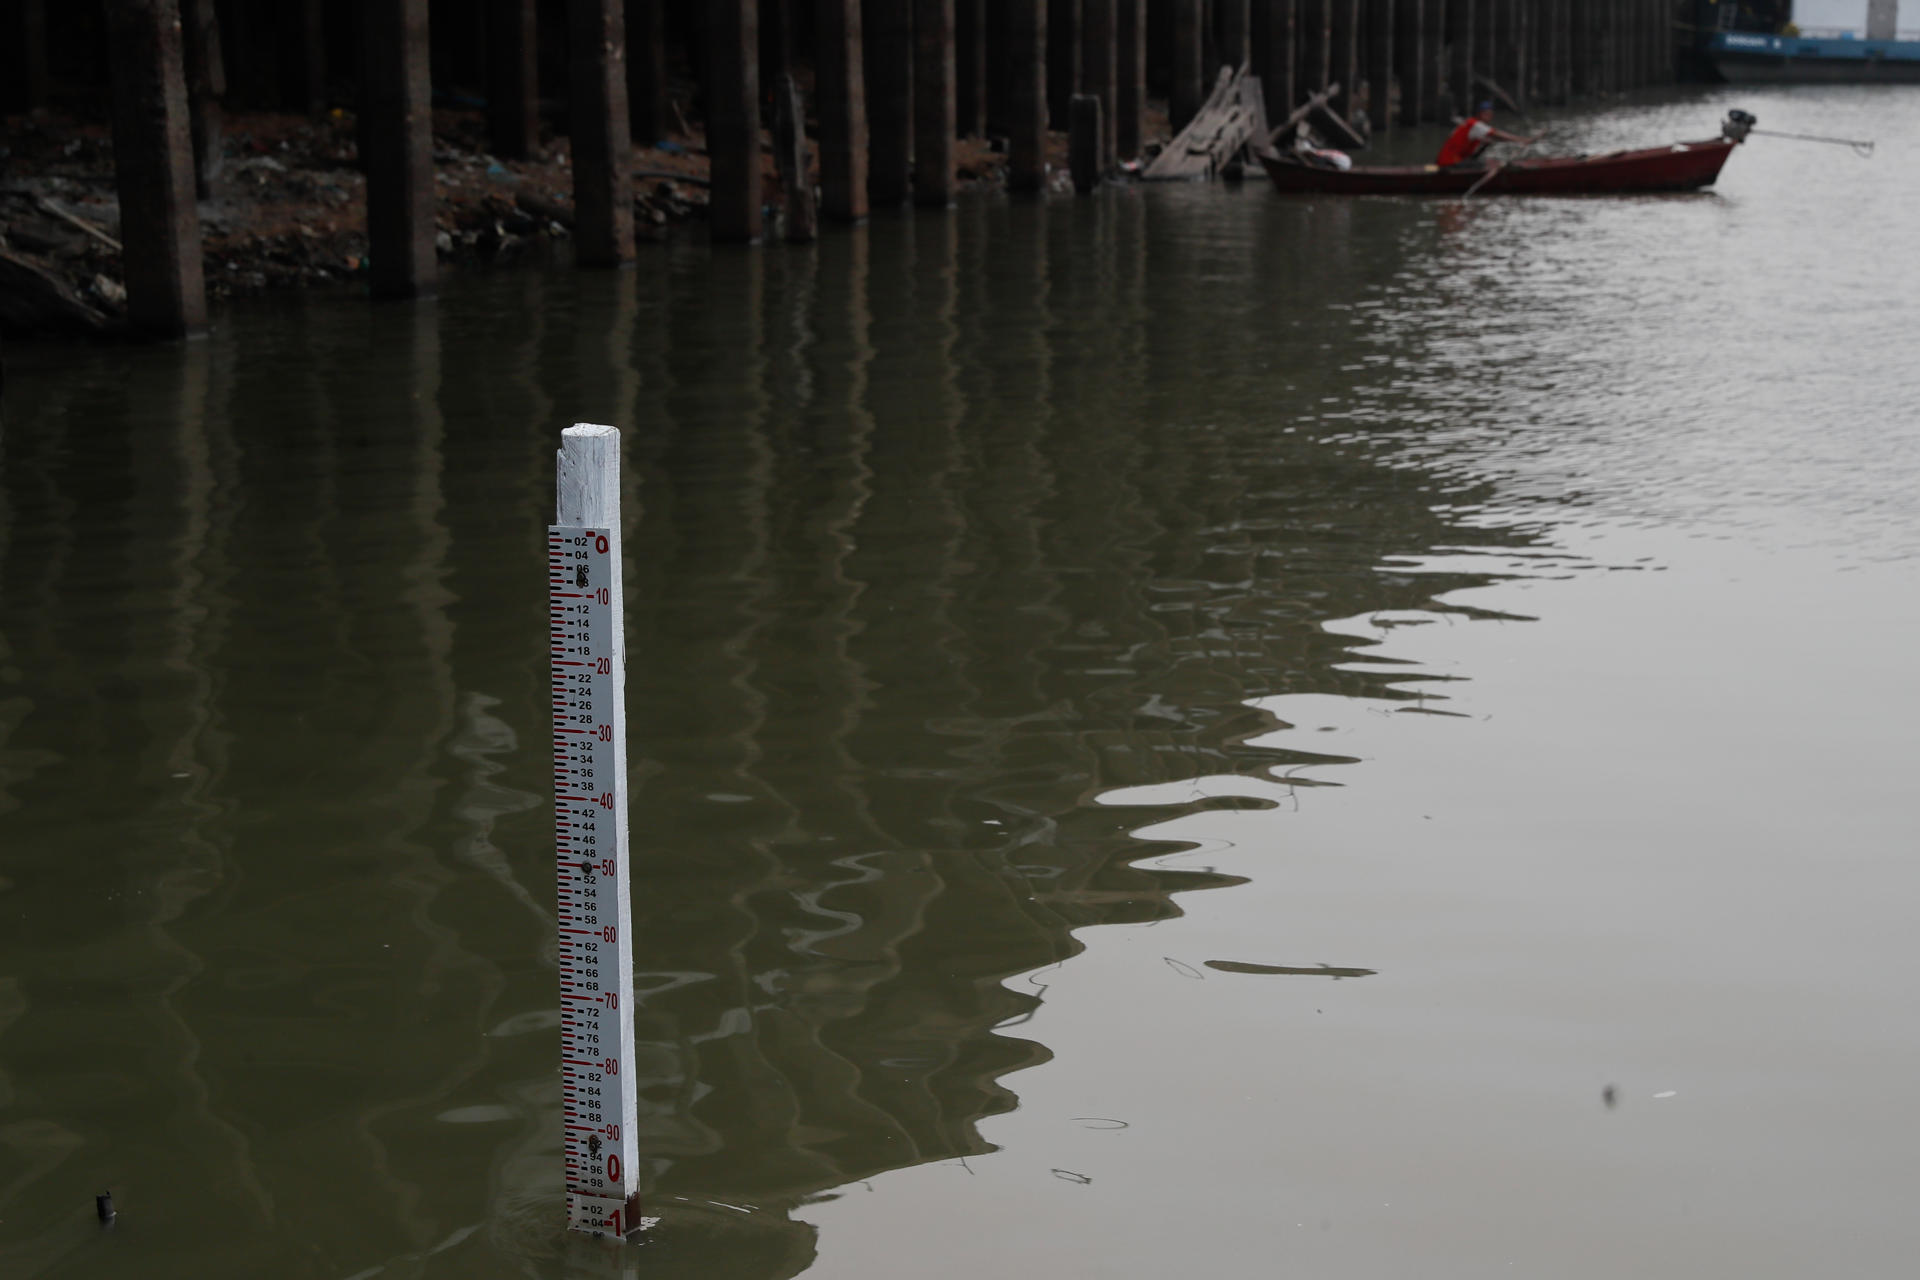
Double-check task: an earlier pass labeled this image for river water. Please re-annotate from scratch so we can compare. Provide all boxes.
[3,84,1917,1280]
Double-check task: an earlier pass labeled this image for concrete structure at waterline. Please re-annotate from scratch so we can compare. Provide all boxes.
[2,0,1716,341]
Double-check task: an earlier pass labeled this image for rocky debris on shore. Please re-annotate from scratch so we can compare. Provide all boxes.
[1,106,718,340]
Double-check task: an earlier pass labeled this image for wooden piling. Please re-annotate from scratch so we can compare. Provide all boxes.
[707,0,762,242]
[914,0,956,207]
[488,0,540,159]
[297,0,327,116]
[1049,0,1081,128]
[105,0,207,337]
[180,0,223,198]
[1298,0,1330,92]
[1006,0,1048,192]
[773,73,818,241]
[11,0,51,110]
[1069,93,1102,193]
[363,0,436,299]
[865,0,912,207]
[1328,0,1358,118]
[1446,0,1474,118]
[1171,0,1204,133]
[1116,0,1145,159]
[569,0,633,266]
[957,0,987,137]
[1393,0,1424,126]
[1082,0,1117,171]
[817,0,870,220]
[625,0,668,146]
[1252,0,1297,116]
[1216,0,1249,69]
[1365,0,1394,131]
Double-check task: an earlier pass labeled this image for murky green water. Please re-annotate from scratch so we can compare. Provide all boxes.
[5,85,1919,1279]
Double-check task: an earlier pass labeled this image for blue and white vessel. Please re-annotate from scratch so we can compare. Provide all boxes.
[1708,1,1920,81]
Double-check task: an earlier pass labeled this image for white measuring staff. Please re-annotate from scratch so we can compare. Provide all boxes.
[551,424,641,1238]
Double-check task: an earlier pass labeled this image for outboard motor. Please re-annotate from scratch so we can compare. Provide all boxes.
[1722,110,1757,143]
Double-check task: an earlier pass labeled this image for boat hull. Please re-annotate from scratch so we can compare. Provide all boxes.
[1708,31,1920,83]
[1257,139,1739,197]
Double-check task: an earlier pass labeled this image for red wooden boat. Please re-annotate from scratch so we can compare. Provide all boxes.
[1259,136,1741,197]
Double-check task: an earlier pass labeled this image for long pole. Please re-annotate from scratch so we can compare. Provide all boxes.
[552,424,642,1239]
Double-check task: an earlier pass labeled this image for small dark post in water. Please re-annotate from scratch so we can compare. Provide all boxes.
[106,0,207,338]
[1082,0,1116,171]
[1493,0,1521,102]
[363,0,436,299]
[773,73,817,241]
[180,0,223,198]
[1394,0,1424,125]
[1365,0,1395,132]
[1170,0,1204,132]
[957,0,986,136]
[865,0,912,208]
[914,0,957,207]
[1252,0,1297,121]
[96,1193,115,1225]
[1007,0,1048,192]
[1447,0,1474,117]
[1298,0,1330,92]
[626,0,668,145]
[1216,0,1249,68]
[569,0,633,266]
[1049,0,1081,128]
[1328,0,1358,117]
[1069,92,1102,193]
[488,0,540,158]
[817,0,870,220]
[1426,0,1447,118]
[707,0,762,241]
[1116,0,1144,159]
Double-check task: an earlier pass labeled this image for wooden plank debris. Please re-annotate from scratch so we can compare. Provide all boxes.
[1143,65,1260,181]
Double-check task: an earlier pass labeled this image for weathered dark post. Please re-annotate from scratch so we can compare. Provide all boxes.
[298,0,327,115]
[708,0,761,241]
[1328,0,1358,116]
[1217,0,1249,67]
[1049,0,1081,127]
[865,0,912,207]
[363,0,436,299]
[1365,0,1394,130]
[1298,0,1330,91]
[488,0,539,158]
[958,0,987,136]
[1116,0,1144,158]
[626,0,668,145]
[1171,0,1204,132]
[1446,0,1474,117]
[1082,0,1116,170]
[773,73,817,241]
[1393,0,1423,125]
[1253,0,1298,116]
[569,0,633,266]
[1007,0,1048,192]
[9,0,51,110]
[914,0,956,207]
[762,0,793,89]
[818,0,870,220]
[1069,93,1102,192]
[180,0,223,198]
[1427,0,1447,116]
[105,0,207,338]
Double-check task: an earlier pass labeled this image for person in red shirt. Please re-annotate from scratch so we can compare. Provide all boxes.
[1436,102,1537,168]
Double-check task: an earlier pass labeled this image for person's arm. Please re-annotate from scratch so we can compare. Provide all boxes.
[1486,125,1540,145]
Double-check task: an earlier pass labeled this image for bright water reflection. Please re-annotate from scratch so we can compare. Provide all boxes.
[2,83,1918,1280]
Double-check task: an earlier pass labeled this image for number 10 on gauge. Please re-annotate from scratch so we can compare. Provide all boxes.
[550,425,640,1238]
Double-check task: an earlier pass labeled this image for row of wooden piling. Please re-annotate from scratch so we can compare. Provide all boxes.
[43,1,1682,340]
